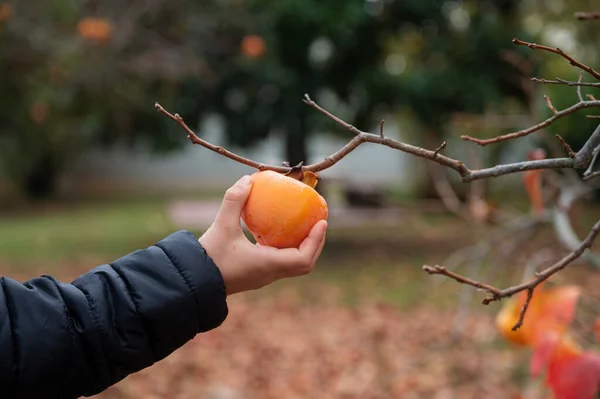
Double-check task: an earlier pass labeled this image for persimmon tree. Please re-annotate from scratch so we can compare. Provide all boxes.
[156,12,600,333]
[0,0,251,198]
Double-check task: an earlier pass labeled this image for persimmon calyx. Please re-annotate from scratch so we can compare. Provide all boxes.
[281,161,321,189]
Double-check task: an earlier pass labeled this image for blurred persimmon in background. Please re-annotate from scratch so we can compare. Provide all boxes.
[77,17,112,44]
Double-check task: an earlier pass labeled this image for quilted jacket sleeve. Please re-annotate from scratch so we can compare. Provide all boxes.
[0,230,228,399]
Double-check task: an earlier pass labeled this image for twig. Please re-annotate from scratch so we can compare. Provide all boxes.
[575,124,600,169]
[423,218,600,329]
[556,134,576,157]
[379,119,385,138]
[553,182,600,267]
[426,162,470,221]
[532,77,600,88]
[433,141,447,157]
[545,95,558,115]
[154,103,285,173]
[577,72,585,102]
[512,38,600,80]
[422,265,502,295]
[583,145,600,180]
[513,288,535,331]
[461,99,600,146]
[575,11,600,20]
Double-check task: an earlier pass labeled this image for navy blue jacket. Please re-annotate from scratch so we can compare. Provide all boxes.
[0,230,228,399]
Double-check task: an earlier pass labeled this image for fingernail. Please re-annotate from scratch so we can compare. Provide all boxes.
[238,175,252,186]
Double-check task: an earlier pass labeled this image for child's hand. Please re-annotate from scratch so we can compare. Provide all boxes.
[199,175,328,295]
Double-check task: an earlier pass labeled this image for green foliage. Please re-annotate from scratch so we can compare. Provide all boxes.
[174,0,531,169]
[2,0,593,199]
[0,0,239,197]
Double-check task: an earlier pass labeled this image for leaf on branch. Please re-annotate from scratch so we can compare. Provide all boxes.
[523,149,547,215]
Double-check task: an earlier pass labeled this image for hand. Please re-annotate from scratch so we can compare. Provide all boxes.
[199,175,328,295]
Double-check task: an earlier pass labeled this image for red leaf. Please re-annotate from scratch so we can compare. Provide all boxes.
[546,352,600,399]
[530,332,581,377]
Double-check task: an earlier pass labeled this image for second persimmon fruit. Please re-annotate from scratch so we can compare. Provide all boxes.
[241,170,328,249]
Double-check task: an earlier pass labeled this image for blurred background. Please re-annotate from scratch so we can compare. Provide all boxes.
[1,0,600,397]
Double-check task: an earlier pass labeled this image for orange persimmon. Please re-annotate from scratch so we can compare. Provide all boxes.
[0,3,11,23]
[495,285,581,347]
[241,34,266,58]
[241,170,328,249]
[77,17,112,43]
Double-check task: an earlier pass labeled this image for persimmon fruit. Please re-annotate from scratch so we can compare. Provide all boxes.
[77,17,112,43]
[240,34,266,58]
[241,170,328,249]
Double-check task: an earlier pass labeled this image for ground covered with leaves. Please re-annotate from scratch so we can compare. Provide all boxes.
[93,286,526,399]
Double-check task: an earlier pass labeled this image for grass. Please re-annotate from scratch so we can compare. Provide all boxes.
[1,193,598,315]
[0,196,177,265]
[0,193,476,312]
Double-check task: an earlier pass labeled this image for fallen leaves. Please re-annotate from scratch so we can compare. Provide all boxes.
[94,288,522,399]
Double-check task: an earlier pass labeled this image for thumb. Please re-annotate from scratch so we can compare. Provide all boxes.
[214,175,253,230]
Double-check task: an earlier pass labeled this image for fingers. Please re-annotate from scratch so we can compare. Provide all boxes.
[266,220,327,277]
[309,221,328,265]
[214,175,253,231]
[299,220,328,262]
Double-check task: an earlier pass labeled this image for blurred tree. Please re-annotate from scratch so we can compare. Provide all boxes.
[0,0,249,198]
[174,0,533,197]
[0,0,552,199]
[518,0,600,155]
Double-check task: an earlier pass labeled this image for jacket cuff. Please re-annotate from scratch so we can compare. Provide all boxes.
[155,230,229,333]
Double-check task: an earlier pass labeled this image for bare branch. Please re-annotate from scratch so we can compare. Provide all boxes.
[157,98,599,185]
[512,38,600,80]
[545,95,558,115]
[553,183,600,267]
[555,134,575,158]
[426,163,470,221]
[575,11,600,20]
[422,265,502,295]
[583,145,600,180]
[577,72,585,102]
[433,141,447,157]
[154,103,286,173]
[461,99,600,146]
[575,124,600,168]
[423,219,600,329]
[512,288,535,331]
[532,77,600,88]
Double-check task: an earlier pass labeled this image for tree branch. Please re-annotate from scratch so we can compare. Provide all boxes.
[460,99,600,146]
[154,103,288,173]
[423,218,600,330]
[553,183,600,268]
[574,11,600,20]
[583,145,600,180]
[512,38,600,80]
[157,93,600,185]
[531,77,600,88]
[575,124,600,169]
